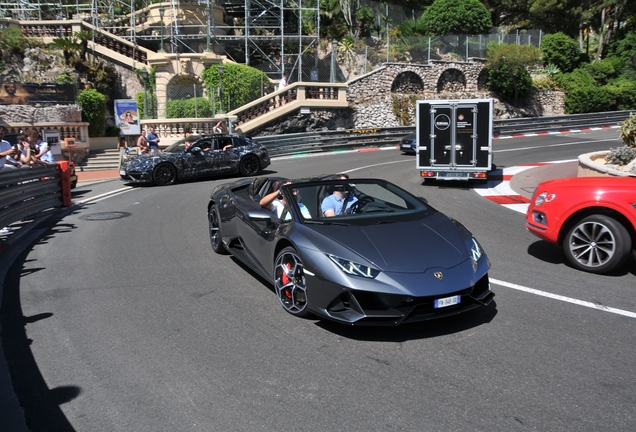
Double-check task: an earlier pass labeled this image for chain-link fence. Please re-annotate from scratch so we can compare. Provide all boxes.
[162,27,543,118]
[278,28,544,85]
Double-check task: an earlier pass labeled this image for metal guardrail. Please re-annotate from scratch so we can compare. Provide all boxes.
[493,110,634,135]
[253,111,634,157]
[0,166,64,233]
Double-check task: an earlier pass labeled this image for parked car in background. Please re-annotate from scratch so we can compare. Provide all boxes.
[525,176,636,274]
[120,134,270,186]
[208,176,494,325]
[399,134,416,154]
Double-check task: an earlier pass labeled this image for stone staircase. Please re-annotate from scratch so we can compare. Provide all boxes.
[77,149,122,171]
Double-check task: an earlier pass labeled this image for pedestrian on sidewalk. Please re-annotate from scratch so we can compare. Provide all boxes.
[117,135,129,154]
[147,126,160,153]
[137,130,149,155]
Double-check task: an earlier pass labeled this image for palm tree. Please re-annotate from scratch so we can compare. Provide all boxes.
[75,30,94,61]
[51,36,80,65]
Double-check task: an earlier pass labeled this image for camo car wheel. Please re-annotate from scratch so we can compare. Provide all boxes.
[153,163,177,186]
[274,247,311,317]
[239,154,260,176]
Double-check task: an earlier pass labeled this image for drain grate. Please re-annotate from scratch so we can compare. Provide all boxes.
[80,212,131,221]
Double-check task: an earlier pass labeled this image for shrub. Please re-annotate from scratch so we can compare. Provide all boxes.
[619,113,636,148]
[541,32,581,73]
[77,89,107,137]
[104,125,121,137]
[553,68,595,93]
[583,58,620,86]
[606,146,636,165]
[565,86,615,114]
[166,97,213,119]
[609,79,636,110]
[487,64,533,102]
[532,76,558,91]
[0,28,27,56]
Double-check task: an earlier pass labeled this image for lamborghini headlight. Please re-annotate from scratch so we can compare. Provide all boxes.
[470,237,483,263]
[327,254,380,278]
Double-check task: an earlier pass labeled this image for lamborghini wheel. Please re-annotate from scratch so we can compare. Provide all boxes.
[209,205,228,254]
[274,247,311,317]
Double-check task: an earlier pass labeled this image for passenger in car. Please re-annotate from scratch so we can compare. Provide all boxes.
[321,173,358,216]
[260,181,290,218]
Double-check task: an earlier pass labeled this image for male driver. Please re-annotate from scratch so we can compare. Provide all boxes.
[146,126,160,153]
[321,173,358,217]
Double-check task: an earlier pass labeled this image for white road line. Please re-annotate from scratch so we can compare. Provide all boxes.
[494,137,619,153]
[491,278,636,319]
[75,186,135,205]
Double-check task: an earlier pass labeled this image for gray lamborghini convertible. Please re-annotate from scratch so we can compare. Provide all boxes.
[208,176,494,325]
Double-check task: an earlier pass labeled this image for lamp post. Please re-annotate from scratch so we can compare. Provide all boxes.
[218,63,224,113]
[158,6,165,53]
[205,4,210,52]
[141,68,149,119]
[330,40,337,83]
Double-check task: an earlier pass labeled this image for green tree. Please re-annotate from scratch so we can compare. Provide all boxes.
[528,0,583,37]
[420,0,492,36]
[486,43,542,105]
[77,89,107,137]
[202,62,270,113]
[541,32,582,73]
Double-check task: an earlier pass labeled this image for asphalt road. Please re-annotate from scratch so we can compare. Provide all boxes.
[2,128,635,431]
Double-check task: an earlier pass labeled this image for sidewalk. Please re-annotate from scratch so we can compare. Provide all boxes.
[76,168,121,184]
[509,161,579,199]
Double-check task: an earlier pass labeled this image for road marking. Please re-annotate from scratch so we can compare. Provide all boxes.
[75,186,135,205]
[494,136,620,152]
[491,278,636,319]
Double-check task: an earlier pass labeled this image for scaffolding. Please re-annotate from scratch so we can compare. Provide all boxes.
[0,0,321,81]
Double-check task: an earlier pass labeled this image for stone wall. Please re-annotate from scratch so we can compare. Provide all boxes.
[0,104,82,126]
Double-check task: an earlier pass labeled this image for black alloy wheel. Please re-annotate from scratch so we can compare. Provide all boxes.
[152,163,177,186]
[239,154,260,176]
[209,205,228,254]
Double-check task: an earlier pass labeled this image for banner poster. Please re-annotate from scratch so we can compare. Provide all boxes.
[0,83,75,104]
[41,129,62,155]
[114,99,141,135]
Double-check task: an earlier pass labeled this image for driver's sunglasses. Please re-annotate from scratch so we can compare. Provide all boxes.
[292,189,298,194]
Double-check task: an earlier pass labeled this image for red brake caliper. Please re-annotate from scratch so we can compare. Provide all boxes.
[281,262,292,298]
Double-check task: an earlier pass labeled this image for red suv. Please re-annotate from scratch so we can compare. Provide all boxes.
[525,176,636,274]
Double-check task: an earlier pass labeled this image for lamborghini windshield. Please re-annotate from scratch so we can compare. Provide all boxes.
[283,179,433,224]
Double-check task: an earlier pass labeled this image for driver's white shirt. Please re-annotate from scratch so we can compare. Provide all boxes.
[271,199,288,219]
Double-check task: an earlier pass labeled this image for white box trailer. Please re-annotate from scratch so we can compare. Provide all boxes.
[416,99,493,180]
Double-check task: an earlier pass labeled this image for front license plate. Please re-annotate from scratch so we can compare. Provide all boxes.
[119,170,126,176]
[434,295,461,308]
